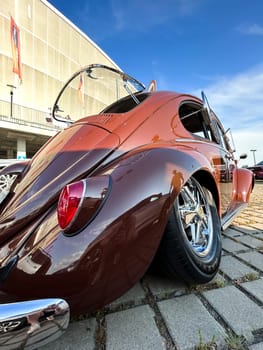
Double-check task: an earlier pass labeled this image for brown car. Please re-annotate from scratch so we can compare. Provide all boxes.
[0,64,254,349]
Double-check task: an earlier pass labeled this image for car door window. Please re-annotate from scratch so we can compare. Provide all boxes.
[179,101,214,141]
[211,119,235,154]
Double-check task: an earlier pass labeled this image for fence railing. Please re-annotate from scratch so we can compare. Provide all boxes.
[0,100,63,132]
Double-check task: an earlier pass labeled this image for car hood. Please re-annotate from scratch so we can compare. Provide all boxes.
[0,123,120,244]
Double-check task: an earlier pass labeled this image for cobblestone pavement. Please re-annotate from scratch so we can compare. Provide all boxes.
[41,181,263,350]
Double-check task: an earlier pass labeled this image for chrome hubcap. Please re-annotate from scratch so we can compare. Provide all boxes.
[178,178,213,257]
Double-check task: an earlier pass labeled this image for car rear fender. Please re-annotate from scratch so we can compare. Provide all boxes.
[232,167,254,203]
[98,144,217,239]
[221,167,254,230]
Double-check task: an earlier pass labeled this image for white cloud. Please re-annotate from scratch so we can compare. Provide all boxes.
[193,64,263,166]
[233,129,263,167]
[238,23,263,36]
[66,0,202,41]
[110,0,199,32]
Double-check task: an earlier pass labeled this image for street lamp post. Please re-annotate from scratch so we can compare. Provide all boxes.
[250,149,257,166]
[6,84,16,118]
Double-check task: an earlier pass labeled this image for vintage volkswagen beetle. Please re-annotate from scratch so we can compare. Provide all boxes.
[0,64,253,349]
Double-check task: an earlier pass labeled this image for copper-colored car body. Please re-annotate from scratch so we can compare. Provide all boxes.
[0,65,253,327]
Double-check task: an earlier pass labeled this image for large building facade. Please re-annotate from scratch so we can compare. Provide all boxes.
[0,0,119,159]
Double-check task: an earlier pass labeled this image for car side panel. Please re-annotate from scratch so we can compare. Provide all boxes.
[0,147,214,315]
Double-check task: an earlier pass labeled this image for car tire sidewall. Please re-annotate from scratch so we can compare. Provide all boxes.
[160,184,222,283]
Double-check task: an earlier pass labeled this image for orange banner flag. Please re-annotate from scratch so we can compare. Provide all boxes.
[10,16,22,82]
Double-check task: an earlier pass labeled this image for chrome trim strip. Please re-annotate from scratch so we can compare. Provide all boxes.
[0,298,69,349]
[175,138,209,145]
[175,138,227,152]
[221,202,247,231]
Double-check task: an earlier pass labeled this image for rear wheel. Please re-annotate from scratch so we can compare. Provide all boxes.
[154,177,221,284]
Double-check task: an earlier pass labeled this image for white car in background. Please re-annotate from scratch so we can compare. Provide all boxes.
[0,159,18,169]
[0,159,30,203]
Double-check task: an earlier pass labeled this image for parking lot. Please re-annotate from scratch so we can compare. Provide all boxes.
[41,181,263,350]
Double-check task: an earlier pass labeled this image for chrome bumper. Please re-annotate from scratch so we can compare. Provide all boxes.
[0,298,70,349]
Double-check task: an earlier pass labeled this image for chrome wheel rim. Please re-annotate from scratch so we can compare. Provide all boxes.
[0,174,17,203]
[178,178,213,257]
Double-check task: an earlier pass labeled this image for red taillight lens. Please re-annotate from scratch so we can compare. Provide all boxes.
[57,181,84,229]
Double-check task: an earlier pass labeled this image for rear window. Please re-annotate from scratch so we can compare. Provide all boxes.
[101,92,150,114]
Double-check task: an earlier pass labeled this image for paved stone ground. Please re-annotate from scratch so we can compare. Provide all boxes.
[41,181,263,350]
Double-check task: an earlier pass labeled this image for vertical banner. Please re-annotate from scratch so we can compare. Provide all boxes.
[10,16,22,82]
[78,73,84,104]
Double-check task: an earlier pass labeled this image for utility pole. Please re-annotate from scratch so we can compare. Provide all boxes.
[250,149,257,166]
[6,84,16,117]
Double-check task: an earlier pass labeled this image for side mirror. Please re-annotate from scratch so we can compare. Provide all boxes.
[239,153,247,160]
[201,91,212,125]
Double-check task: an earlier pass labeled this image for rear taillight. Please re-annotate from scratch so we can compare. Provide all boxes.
[57,176,110,234]
[57,181,84,230]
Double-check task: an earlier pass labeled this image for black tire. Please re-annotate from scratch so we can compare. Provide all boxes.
[154,177,222,284]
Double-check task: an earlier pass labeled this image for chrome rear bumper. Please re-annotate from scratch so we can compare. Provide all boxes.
[0,298,69,349]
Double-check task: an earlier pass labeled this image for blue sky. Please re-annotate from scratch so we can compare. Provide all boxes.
[49,0,263,166]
